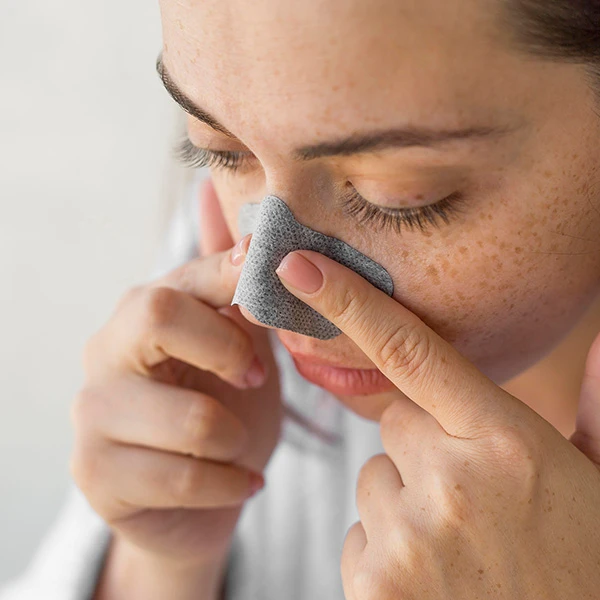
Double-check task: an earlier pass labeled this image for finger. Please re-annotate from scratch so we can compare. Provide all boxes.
[88,285,264,389]
[152,234,251,309]
[379,397,446,473]
[276,250,514,437]
[570,330,600,465]
[198,178,235,256]
[72,374,249,463]
[73,441,263,513]
[356,453,404,536]
[341,521,368,600]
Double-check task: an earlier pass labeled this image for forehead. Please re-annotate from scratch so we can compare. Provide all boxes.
[159,0,524,145]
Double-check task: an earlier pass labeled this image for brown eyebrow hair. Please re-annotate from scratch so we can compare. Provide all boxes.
[156,52,235,137]
[156,51,516,159]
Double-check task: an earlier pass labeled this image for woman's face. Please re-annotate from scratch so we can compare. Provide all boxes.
[158,0,600,417]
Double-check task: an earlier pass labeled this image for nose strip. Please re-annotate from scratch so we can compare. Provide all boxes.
[231,195,394,340]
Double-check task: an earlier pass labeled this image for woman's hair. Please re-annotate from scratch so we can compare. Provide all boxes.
[506,1,600,93]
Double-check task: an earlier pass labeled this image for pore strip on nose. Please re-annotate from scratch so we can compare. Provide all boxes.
[232,195,394,340]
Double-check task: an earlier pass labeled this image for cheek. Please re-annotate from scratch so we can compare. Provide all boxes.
[389,180,600,384]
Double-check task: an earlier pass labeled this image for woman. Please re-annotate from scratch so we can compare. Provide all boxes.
[2,0,600,598]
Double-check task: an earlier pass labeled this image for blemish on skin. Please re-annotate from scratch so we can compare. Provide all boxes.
[459,246,468,255]
[454,483,461,490]
[426,265,440,284]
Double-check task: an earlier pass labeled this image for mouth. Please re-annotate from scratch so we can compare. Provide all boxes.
[288,352,395,397]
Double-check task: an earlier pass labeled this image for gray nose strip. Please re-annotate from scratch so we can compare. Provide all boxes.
[231,195,394,340]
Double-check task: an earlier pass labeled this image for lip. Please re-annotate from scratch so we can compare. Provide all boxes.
[289,353,395,396]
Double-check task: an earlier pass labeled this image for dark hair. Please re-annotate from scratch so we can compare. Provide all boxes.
[505,1,600,93]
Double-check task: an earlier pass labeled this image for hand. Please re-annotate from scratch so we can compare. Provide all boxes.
[70,179,282,569]
[275,249,600,600]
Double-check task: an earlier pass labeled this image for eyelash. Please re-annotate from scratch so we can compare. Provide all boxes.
[173,136,248,172]
[341,185,466,234]
[173,136,465,234]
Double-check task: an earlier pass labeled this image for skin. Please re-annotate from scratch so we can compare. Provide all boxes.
[158,0,600,428]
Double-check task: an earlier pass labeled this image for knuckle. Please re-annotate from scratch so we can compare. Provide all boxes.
[379,403,403,441]
[428,467,473,529]
[385,522,416,563]
[141,286,181,334]
[327,286,370,326]
[220,329,253,375]
[357,453,388,490]
[374,323,431,382]
[352,560,396,600]
[485,426,540,480]
[181,399,218,455]
[169,459,203,503]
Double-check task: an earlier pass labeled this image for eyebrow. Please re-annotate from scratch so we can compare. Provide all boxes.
[156,53,235,137]
[156,52,514,159]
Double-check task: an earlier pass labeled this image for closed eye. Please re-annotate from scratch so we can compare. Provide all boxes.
[173,136,256,172]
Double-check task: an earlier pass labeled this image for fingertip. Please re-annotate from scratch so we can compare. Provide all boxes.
[247,471,265,497]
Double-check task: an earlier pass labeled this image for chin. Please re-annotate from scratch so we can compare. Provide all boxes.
[331,389,404,422]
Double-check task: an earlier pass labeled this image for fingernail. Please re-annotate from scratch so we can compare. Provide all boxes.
[243,356,267,388]
[276,251,323,294]
[231,235,251,266]
[248,472,265,497]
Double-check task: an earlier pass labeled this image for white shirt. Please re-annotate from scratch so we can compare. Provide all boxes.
[0,176,385,600]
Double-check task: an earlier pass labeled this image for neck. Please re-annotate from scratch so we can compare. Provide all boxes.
[500,294,600,439]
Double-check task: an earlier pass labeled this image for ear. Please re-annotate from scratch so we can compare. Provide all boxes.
[569,330,600,467]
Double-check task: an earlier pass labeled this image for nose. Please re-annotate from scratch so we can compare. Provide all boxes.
[232,193,393,341]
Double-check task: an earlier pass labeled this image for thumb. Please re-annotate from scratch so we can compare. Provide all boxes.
[198,177,234,256]
[569,330,600,466]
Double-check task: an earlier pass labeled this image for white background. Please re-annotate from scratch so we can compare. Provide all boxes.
[0,0,184,581]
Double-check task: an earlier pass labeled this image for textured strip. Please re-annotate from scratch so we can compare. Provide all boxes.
[232,195,394,340]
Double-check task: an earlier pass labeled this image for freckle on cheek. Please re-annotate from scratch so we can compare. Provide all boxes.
[426,265,440,285]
